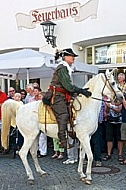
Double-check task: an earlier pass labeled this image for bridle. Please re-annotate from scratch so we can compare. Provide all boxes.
[91,73,117,103]
[101,73,117,98]
[91,73,119,102]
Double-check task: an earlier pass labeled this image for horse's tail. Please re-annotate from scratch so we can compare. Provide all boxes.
[1,100,21,149]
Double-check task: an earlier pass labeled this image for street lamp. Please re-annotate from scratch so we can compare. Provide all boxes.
[40,20,57,48]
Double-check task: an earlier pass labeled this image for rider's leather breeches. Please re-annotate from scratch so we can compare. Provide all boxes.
[51,95,69,141]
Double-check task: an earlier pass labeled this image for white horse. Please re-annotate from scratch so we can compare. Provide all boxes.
[1,70,123,185]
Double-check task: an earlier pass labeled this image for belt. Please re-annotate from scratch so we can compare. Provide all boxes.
[49,85,71,102]
[49,86,68,94]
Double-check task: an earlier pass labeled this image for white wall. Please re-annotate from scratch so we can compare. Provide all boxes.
[55,0,126,47]
[0,0,126,53]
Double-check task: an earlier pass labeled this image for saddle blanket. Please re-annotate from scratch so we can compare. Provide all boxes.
[38,102,57,124]
[38,102,77,125]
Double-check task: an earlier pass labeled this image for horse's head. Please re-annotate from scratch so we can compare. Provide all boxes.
[102,69,123,102]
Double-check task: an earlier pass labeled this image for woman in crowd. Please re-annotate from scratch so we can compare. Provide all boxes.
[37,92,48,158]
[103,98,123,162]
[51,138,64,160]
[13,93,24,154]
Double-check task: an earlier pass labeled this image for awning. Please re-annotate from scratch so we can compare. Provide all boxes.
[98,63,126,70]
[72,61,98,75]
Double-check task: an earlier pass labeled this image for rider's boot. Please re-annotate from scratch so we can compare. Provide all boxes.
[58,126,67,149]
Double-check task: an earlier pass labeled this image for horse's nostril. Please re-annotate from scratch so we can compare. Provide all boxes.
[112,82,115,85]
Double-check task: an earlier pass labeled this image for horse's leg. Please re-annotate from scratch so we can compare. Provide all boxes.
[78,136,93,184]
[78,143,86,179]
[82,136,93,185]
[30,134,47,177]
[19,137,36,183]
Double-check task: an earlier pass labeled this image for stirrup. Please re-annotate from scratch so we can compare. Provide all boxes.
[68,130,76,139]
[67,142,75,149]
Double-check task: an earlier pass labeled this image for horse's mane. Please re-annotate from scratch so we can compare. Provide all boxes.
[83,73,103,92]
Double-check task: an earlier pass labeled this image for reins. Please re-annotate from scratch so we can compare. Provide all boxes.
[91,96,111,103]
[102,73,117,98]
[73,97,82,111]
[74,95,111,111]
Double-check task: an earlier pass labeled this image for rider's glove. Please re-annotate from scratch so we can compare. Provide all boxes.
[79,88,92,98]
[74,87,92,98]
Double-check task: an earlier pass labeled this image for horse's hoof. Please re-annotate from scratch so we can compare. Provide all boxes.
[79,177,86,181]
[79,177,92,185]
[84,179,92,185]
[41,172,48,177]
[27,179,34,185]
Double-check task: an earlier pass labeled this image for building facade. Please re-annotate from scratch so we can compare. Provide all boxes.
[0,0,126,90]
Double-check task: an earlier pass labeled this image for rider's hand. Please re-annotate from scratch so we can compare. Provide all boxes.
[80,88,92,98]
[74,87,92,98]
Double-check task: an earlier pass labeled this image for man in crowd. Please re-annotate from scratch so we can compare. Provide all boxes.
[24,83,34,104]
[7,87,15,99]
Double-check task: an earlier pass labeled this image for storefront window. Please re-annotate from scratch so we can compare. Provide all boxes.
[95,42,126,64]
[95,45,109,64]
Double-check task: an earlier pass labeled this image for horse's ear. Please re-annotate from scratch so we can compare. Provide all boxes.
[105,69,109,75]
[110,69,116,75]
[105,69,116,77]
[105,69,110,77]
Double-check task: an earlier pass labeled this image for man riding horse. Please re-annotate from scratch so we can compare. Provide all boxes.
[48,48,92,149]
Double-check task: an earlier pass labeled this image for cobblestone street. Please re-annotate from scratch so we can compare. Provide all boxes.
[0,147,126,190]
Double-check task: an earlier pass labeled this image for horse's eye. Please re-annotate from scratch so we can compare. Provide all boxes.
[111,82,115,86]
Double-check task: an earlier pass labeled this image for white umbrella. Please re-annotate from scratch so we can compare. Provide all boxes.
[0,49,54,83]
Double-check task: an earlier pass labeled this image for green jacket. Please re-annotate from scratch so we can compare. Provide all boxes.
[50,64,76,92]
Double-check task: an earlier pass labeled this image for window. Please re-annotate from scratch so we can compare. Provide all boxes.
[95,42,126,64]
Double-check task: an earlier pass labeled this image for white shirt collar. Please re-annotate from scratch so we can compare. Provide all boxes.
[59,61,74,76]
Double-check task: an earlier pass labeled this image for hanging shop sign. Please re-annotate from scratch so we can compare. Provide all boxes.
[15,0,99,29]
[0,72,16,80]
